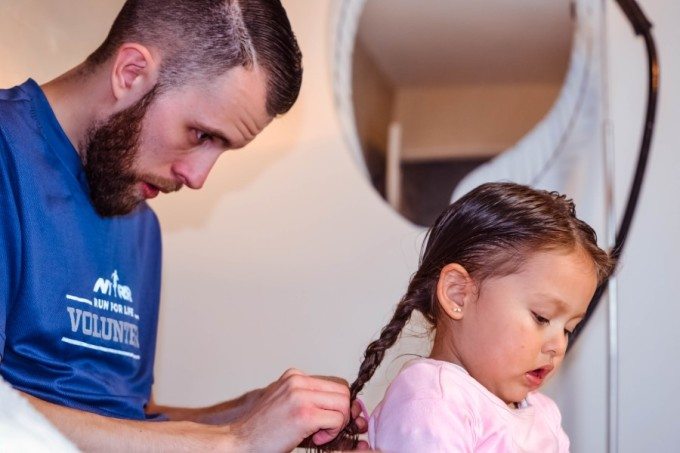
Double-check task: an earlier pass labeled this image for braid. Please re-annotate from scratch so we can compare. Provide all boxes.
[350,287,430,400]
[317,285,431,451]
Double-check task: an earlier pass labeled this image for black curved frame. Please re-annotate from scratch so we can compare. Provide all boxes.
[569,0,659,348]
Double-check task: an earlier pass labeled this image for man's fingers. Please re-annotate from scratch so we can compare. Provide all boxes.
[311,374,350,387]
[353,414,368,433]
[316,435,372,451]
[282,373,350,397]
[292,389,350,425]
[349,399,368,434]
[296,391,356,445]
[280,367,305,380]
[272,370,360,448]
[311,430,336,447]
[309,409,345,445]
[355,440,371,450]
[350,399,362,419]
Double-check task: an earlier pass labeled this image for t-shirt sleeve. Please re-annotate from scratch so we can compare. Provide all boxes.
[0,131,21,359]
[372,397,477,452]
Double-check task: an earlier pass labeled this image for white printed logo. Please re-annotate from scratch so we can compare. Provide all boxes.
[92,270,133,303]
[62,270,141,360]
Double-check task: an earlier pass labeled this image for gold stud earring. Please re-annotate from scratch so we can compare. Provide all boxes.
[454,308,462,313]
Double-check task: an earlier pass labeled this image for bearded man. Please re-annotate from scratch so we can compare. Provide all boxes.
[0,0,366,450]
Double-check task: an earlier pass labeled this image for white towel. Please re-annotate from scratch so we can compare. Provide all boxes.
[0,377,79,452]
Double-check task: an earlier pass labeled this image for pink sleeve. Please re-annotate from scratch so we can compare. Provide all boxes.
[371,397,477,453]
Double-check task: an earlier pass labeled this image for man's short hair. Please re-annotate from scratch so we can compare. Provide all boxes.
[86,0,303,116]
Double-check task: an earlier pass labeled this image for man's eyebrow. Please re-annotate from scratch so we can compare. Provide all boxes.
[194,123,233,147]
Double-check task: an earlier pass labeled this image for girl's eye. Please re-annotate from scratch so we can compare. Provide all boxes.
[532,312,550,325]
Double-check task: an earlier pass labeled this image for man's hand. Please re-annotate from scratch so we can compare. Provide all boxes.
[23,369,370,452]
[298,390,370,450]
[229,368,368,451]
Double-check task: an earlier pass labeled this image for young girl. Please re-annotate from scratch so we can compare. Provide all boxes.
[330,182,614,452]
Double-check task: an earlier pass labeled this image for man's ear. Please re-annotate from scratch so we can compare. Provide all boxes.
[436,263,476,320]
[110,43,159,108]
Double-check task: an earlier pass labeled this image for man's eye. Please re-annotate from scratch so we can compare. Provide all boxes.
[195,130,212,143]
[532,312,550,325]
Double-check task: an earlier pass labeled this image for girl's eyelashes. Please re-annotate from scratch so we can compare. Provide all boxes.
[565,321,582,339]
[532,310,577,338]
[531,311,550,325]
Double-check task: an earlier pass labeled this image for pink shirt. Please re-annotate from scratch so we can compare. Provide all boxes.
[368,358,570,452]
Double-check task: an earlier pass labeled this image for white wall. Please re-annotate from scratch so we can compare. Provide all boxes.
[607,1,680,451]
[1,0,678,449]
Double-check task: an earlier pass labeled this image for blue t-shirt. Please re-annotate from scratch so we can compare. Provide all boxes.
[0,79,162,420]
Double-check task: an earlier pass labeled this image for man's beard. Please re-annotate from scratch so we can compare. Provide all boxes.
[83,86,177,217]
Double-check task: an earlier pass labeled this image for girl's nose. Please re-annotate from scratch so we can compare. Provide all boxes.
[542,329,568,357]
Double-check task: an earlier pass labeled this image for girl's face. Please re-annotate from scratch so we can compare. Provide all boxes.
[434,248,598,406]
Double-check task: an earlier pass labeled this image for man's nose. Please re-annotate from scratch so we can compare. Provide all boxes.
[172,151,220,190]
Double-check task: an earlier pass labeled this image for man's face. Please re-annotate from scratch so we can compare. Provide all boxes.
[84,66,273,216]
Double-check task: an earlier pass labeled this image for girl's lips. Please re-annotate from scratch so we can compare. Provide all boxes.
[525,365,554,388]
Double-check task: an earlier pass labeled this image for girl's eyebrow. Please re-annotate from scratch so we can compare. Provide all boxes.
[534,294,586,318]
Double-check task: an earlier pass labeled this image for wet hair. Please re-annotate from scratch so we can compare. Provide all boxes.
[322,182,615,450]
[85,0,302,116]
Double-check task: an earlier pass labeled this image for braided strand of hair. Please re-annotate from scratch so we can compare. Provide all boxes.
[316,286,430,451]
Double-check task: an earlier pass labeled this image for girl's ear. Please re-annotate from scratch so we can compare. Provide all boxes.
[436,263,475,320]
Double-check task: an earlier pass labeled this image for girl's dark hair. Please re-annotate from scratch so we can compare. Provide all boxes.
[86,0,302,116]
[323,182,615,450]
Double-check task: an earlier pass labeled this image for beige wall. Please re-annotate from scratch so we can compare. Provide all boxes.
[395,83,563,161]
[352,39,394,162]
[0,1,121,85]
[351,49,563,164]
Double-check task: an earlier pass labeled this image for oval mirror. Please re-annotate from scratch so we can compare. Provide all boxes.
[337,0,574,226]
